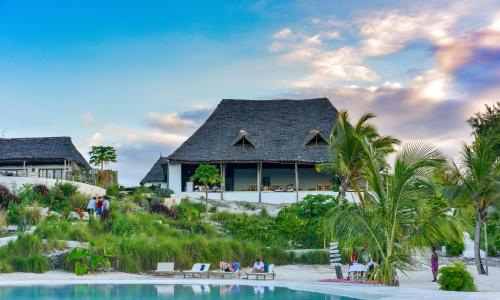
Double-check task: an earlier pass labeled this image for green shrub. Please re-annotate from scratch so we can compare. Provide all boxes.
[7,202,22,225]
[438,261,476,291]
[0,260,13,273]
[296,250,329,264]
[11,254,50,273]
[68,193,90,211]
[446,239,465,257]
[0,234,51,273]
[106,185,121,197]
[22,206,43,226]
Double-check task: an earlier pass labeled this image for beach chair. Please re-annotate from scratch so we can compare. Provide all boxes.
[245,264,275,280]
[154,262,178,277]
[182,263,211,278]
[211,262,241,279]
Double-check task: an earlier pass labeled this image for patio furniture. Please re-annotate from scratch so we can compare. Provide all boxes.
[245,264,275,280]
[348,263,366,281]
[154,262,179,277]
[182,263,211,278]
[210,262,241,279]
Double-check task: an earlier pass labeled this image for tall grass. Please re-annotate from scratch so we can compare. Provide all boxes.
[0,234,51,273]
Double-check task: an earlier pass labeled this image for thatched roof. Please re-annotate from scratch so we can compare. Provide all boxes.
[140,156,168,184]
[168,98,338,163]
[0,137,91,168]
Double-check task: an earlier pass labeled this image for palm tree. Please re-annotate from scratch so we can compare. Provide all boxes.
[320,111,399,206]
[451,135,499,274]
[331,142,462,285]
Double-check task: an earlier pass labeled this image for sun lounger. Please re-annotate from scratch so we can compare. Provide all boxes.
[211,262,241,279]
[182,263,211,278]
[245,264,275,280]
[154,262,179,277]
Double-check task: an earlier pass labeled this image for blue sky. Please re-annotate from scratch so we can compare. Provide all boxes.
[1,0,499,185]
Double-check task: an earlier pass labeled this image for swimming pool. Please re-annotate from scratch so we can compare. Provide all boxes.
[0,284,360,299]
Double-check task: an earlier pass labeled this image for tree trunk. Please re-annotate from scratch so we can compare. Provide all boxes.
[205,184,208,216]
[474,213,486,274]
[338,177,348,205]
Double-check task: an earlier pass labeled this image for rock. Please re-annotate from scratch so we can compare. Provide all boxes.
[46,249,70,270]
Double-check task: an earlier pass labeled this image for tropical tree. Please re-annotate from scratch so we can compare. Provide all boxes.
[450,134,499,274]
[89,146,117,171]
[190,164,222,215]
[331,142,462,285]
[467,101,499,155]
[320,111,399,206]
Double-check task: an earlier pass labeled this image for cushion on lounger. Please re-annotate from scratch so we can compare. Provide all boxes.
[200,264,205,271]
[264,264,269,273]
[233,262,240,272]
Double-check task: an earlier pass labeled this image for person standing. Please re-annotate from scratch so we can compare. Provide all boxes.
[431,247,439,282]
[86,197,96,216]
[95,197,104,216]
[103,196,110,212]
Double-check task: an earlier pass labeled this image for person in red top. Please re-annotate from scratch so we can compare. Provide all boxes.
[95,197,104,216]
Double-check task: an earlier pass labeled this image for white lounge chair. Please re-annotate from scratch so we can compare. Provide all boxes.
[211,262,241,279]
[154,262,179,277]
[245,264,275,280]
[182,263,211,278]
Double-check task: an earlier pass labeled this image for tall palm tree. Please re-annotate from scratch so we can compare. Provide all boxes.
[331,142,462,285]
[321,111,399,206]
[451,135,499,274]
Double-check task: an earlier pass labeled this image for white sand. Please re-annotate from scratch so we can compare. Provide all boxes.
[0,265,499,299]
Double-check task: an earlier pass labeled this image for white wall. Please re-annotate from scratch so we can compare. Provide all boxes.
[0,176,105,196]
[176,191,358,204]
[144,182,168,189]
[167,162,182,193]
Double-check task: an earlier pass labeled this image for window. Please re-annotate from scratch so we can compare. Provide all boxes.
[38,169,64,179]
[231,130,255,149]
[305,130,328,146]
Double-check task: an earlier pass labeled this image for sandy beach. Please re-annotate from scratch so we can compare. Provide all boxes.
[1,264,499,299]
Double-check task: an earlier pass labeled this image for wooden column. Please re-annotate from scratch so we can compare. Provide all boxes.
[257,162,262,203]
[295,163,299,202]
[220,162,225,200]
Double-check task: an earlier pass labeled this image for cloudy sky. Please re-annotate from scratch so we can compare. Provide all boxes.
[1,0,499,186]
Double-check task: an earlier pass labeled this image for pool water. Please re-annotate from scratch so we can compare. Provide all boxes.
[0,284,360,299]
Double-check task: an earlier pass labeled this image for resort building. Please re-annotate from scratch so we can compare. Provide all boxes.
[165,98,340,203]
[140,156,168,188]
[0,137,91,180]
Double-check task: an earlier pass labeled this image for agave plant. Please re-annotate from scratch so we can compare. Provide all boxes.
[331,142,462,285]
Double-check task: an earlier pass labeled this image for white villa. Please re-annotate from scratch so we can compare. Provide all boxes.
[0,136,91,180]
[144,98,345,203]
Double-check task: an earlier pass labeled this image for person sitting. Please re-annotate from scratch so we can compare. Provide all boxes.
[219,261,234,272]
[252,258,265,273]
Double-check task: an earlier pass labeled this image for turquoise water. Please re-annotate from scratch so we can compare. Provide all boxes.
[0,284,360,299]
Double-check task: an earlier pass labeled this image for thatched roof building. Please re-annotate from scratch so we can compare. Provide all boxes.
[140,156,168,187]
[168,98,337,163]
[166,98,338,198]
[0,137,90,168]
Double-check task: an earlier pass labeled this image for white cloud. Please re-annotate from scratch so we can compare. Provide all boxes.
[89,132,104,146]
[147,112,197,133]
[359,10,459,56]
[291,47,380,87]
[81,112,94,126]
[273,28,293,39]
